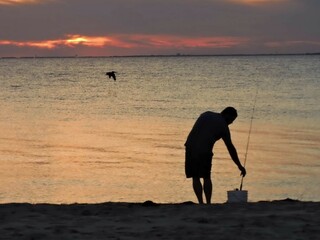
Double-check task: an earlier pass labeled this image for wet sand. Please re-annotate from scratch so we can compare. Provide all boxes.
[1,199,319,239]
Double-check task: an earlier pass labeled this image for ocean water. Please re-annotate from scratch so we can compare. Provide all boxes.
[0,55,319,203]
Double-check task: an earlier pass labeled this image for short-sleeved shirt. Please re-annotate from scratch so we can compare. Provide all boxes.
[184,111,230,178]
[185,111,230,155]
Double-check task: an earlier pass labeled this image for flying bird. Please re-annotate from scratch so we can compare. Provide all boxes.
[106,71,117,81]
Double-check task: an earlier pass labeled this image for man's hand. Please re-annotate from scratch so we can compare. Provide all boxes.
[239,166,246,177]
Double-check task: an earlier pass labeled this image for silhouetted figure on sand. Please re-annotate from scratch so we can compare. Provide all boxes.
[106,71,117,81]
[185,107,246,204]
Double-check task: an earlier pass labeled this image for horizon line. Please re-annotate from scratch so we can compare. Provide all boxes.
[1,52,320,59]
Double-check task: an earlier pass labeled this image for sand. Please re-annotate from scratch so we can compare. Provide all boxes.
[0,199,319,240]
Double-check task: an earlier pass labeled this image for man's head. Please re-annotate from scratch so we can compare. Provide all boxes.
[221,107,238,125]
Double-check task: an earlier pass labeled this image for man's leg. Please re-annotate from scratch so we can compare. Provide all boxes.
[192,177,204,204]
[203,178,212,204]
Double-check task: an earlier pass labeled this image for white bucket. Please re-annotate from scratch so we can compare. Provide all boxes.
[227,190,248,203]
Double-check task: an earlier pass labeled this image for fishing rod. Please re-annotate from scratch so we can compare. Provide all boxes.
[240,88,258,191]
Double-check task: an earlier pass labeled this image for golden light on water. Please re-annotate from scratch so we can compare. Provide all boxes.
[0,54,319,203]
[1,110,319,203]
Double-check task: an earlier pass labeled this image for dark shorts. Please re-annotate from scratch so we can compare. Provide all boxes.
[185,149,213,178]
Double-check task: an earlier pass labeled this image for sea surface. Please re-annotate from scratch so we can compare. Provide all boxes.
[0,55,319,203]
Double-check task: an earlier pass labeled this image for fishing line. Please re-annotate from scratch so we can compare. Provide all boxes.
[240,88,258,191]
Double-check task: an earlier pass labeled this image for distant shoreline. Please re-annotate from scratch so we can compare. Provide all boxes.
[1,52,320,59]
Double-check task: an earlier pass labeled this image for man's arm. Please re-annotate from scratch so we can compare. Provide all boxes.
[222,133,246,177]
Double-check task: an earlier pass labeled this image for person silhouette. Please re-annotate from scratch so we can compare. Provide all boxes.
[106,71,117,81]
[185,107,246,204]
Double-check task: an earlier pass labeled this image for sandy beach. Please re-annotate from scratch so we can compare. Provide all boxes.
[0,199,319,240]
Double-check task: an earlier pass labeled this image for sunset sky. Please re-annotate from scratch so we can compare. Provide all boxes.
[0,0,319,57]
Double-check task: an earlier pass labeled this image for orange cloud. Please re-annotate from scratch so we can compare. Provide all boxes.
[227,0,288,5]
[0,0,43,5]
[0,35,112,49]
[0,34,249,50]
[265,40,320,48]
[110,35,248,49]
[65,35,113,47]
[169,36,248,48]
